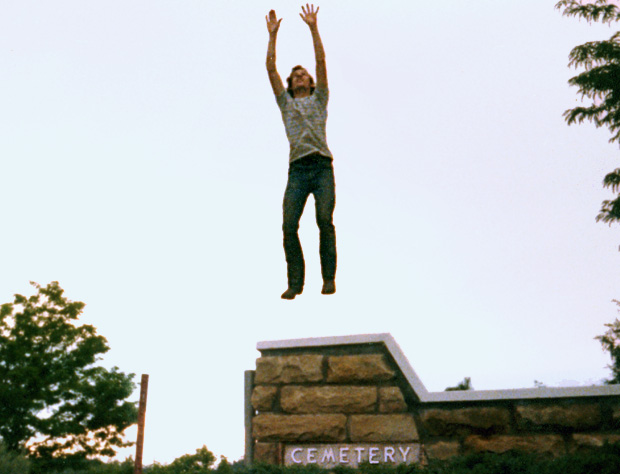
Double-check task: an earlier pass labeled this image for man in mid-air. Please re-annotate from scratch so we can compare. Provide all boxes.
[266,4,337,300]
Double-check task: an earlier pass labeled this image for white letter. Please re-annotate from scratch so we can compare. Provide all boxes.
[369,447,379,464]
[398,446,411,461]
[339,447,350,464]
[354,447,365,463]
[291,448,302,464]
[307,448,317,463]
[384,446,395,463]
[321,448,336,464]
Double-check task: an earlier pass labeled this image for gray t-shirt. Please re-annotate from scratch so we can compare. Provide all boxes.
[276,86,333,163]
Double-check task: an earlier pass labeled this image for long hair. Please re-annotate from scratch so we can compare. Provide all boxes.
[286,65,315,98]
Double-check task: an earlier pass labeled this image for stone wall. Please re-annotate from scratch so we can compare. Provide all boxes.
[419,399,620,460]
[245,335,620,465]
[250,353,417,464]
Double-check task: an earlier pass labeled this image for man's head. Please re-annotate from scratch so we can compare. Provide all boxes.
[286,66,315,98]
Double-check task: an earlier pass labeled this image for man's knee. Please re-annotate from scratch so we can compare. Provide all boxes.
[316,215,334,232]
[283,219,300,234]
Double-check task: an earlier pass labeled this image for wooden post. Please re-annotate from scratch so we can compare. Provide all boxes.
[244,370,255,465]
[134,374,149,474]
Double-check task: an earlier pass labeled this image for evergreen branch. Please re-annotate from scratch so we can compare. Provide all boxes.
[559,2,620,232]
[568,70,619,100]
[568,39,620,69]
[563,104,608,125]
[596,196,620,224]
[556,0,620,24]
[564,104,620,143]
[596,108,620,134]
[564,59,620,143]
[603,169,620,193]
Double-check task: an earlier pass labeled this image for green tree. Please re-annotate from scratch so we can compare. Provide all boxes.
[556,0,620,225]
[0,282,137,464]
[445,377,473,391]
[147,446,216,474]
[595,300,620,384]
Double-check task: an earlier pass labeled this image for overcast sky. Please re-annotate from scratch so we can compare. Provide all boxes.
[1,0,619,466]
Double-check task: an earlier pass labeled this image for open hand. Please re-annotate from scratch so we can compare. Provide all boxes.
[300,4,319,27]
[266,10,282,34]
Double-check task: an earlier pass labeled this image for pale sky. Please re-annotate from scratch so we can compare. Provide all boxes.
[1,0,619,466]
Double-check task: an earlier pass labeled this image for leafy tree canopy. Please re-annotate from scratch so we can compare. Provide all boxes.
[556,0,620,225]
[0,282,137,464]
[595,300,620,384]
[148,446,217,474]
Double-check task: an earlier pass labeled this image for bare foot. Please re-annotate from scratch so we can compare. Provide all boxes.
[321,280,336,295]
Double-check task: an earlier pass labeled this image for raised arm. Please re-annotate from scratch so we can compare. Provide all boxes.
[266,10,285,97]
[300,4,327,89]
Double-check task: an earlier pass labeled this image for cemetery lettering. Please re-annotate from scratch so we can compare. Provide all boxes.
[284,444,420,467]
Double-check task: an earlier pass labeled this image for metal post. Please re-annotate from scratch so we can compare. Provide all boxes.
[134,374,149,474]
[244,370,255,465]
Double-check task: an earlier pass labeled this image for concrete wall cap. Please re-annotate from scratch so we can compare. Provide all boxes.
[256,333,620,402]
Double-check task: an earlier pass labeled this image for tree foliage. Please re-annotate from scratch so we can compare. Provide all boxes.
[595,300,620,384]
[556,0,620,225]
[0,282,137,463]
[444,377,473,391]
[0,442,31,474]
[147,446,217,474]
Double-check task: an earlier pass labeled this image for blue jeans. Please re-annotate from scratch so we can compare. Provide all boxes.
[282,154,336,291]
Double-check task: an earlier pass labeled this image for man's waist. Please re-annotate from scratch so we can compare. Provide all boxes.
[289,152,333,168]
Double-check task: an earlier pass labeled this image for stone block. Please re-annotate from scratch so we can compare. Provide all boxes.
[252,386,278,412]
[420,407,511,436]
[350,414,419,442]
[255,355,324,384]
[254,442,279,464]
[327,355,395,383]
[425,441,461,460]
[281,386,377,413]
[253,414,347,442]
[464,434,565,457]
[379,387,407,413]
[571,433,620,452]
[516,404,601,430]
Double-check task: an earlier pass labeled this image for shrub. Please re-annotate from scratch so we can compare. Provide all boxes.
[146,445,216,474]
[0,442,31,474]
[19,442,620,474]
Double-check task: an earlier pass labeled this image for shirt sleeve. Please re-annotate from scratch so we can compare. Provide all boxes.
[314,86,329,107]
[276,90,289,109]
